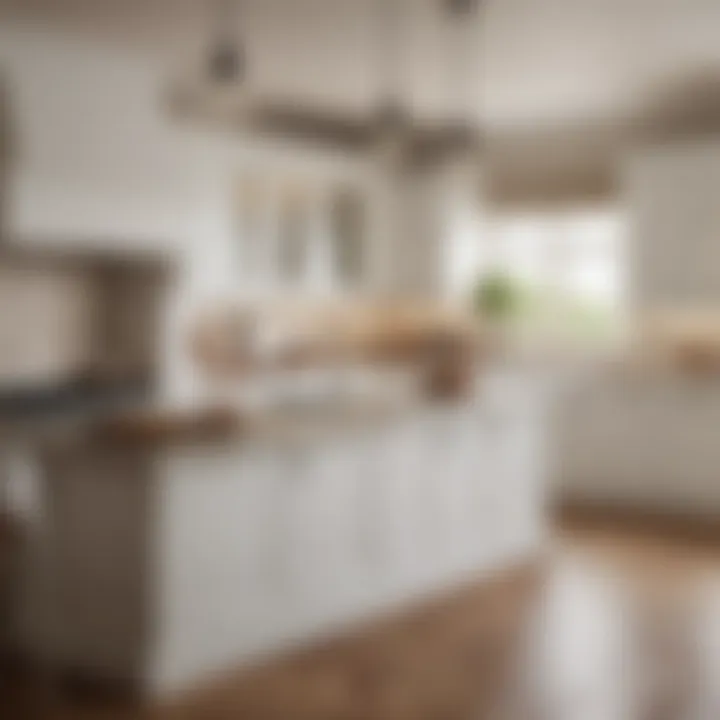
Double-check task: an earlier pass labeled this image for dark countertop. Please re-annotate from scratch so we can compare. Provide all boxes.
[0,381,152,447]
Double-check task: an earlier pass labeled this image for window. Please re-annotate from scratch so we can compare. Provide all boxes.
[474,208,626,347]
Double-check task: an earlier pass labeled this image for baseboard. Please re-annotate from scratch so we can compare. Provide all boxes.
[554,493,720,545]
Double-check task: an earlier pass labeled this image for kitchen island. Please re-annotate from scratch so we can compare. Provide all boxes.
[19,370,550,699]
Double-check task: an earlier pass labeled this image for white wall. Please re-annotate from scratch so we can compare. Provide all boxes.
[0,22,382,402]
[626,140,720,314]
[0,28,205,249]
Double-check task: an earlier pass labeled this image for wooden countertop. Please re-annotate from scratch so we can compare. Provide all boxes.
[89,406,244,448]
[82,396,452,451]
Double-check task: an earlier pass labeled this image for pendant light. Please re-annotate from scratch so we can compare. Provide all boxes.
[208,0,245,84]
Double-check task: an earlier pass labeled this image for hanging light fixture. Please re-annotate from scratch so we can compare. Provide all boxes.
[207,0,245,84]
[444,0,479,17]
[168,0,482,160]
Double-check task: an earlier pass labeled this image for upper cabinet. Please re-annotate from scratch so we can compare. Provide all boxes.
[234,173,267,280]
[330,187,367,289]
[233,170,370,297]
[277,184,312,285]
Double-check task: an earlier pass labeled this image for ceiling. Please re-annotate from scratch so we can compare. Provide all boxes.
[4,0,720,202]
[3,0,720,128]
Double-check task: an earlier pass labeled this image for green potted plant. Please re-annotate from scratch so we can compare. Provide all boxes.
[471,270,523,350]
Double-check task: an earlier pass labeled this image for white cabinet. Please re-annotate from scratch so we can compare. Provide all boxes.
[557,373,720,513]
[34,387,547,697]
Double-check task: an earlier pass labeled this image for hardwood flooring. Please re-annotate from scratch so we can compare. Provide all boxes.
[5,521,720,719]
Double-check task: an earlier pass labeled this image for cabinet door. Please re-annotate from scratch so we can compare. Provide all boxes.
[368,422,425,591]
[464,407,517,557]
[351,429,393,585]
[276,186,312,286]
[329,187,367,288]
[444,409,487,569]
[160,446,285,653]
[269,438,358,626]
[265,441,311,597]
[412,410,464,578]
[304,439,359,612]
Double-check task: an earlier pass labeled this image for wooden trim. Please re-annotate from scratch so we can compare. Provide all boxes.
[0,241,176,276]
[554,496,720,547]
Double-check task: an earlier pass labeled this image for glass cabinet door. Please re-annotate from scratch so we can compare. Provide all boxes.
[330,187,367,289]
[277,184,312,286]
[235,172,368,294]
[234,174,268,284]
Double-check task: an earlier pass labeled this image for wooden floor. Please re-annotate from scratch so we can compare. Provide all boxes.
[5,520,720,719]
